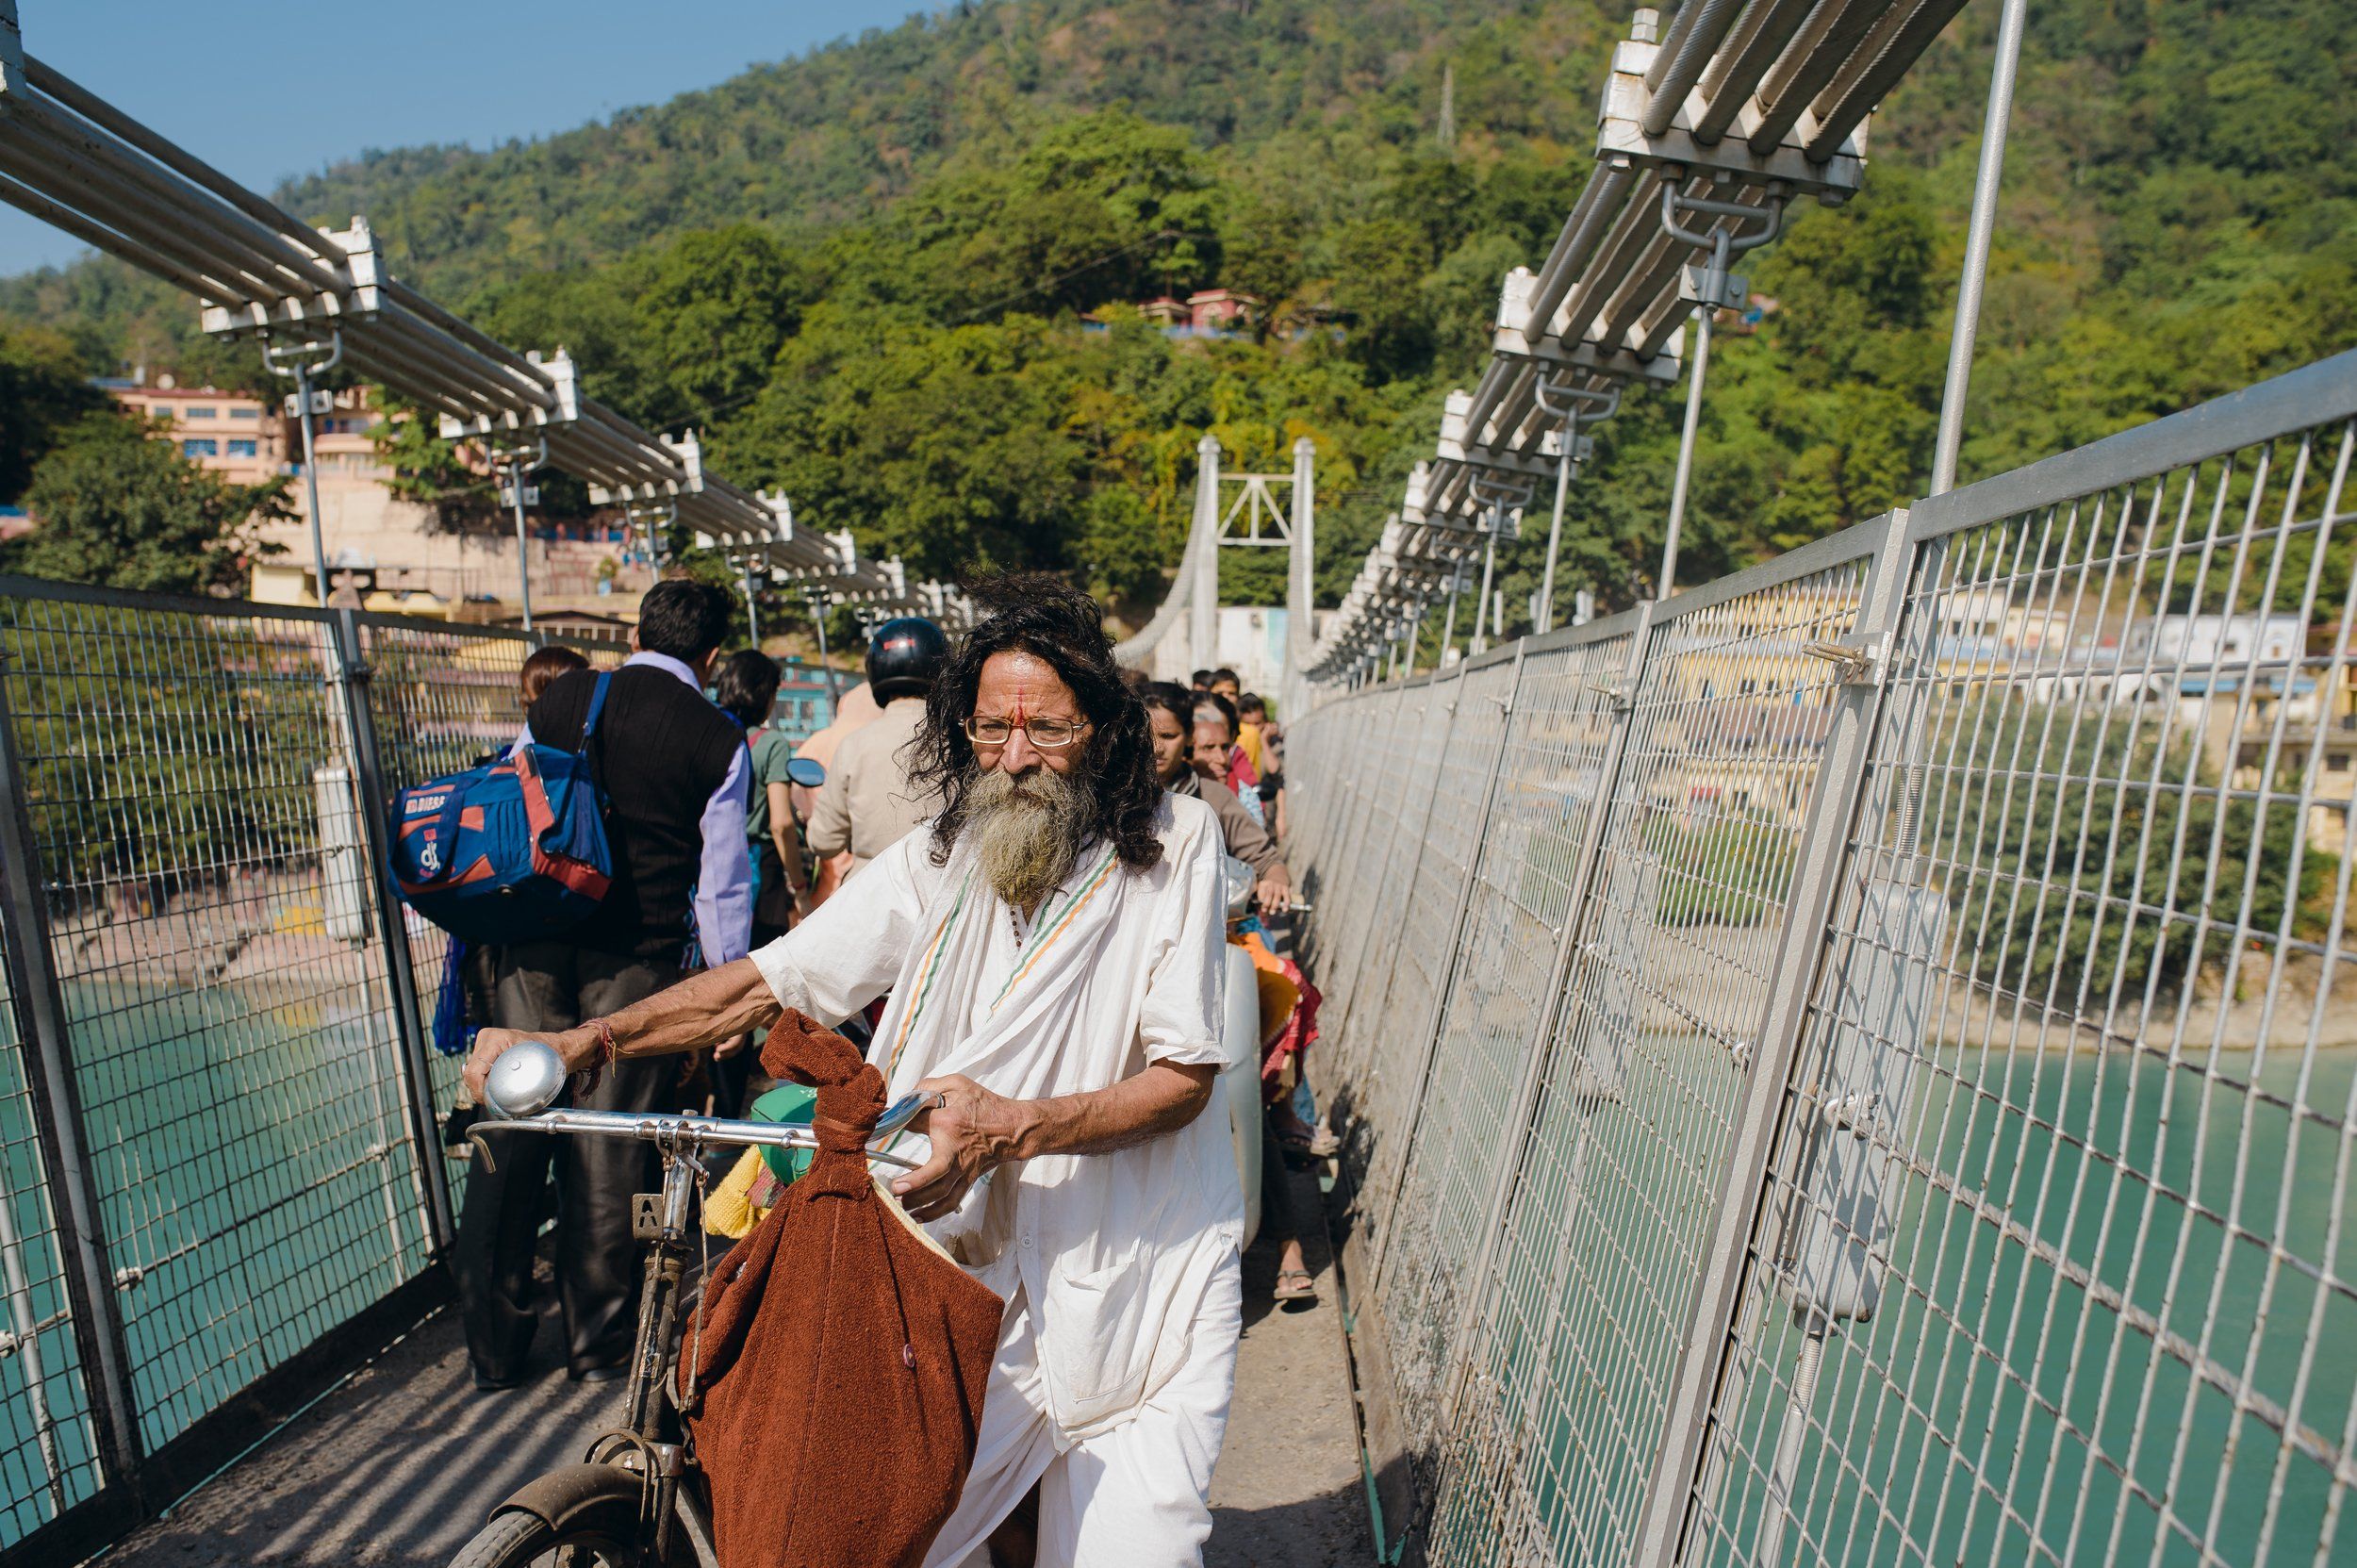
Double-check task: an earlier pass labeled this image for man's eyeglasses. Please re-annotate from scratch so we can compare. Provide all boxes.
[965,716,1090,751]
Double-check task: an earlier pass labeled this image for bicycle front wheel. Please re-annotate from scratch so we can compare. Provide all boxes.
[447,1505,641,1568]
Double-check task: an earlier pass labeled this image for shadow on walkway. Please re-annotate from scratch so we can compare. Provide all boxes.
[101,1164,1368,1566]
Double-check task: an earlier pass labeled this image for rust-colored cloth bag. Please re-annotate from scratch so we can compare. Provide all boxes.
[680,1011,1005,1567]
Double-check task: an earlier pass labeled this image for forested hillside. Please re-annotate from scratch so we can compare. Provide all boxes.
[3,0,2350,625]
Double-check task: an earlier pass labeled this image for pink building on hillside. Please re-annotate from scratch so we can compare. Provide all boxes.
[1185,289,1259,332]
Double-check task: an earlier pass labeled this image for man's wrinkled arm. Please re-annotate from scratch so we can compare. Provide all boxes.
[464,837,925,1100]
[1016,1061,1218,1155]
[464,959,780,1098]
[891,1062,1215,1219]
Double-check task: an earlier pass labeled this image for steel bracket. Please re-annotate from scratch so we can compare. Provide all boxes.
[437,349,580,438]
[1491,316,1684,384]
[1541,430,1597,463]
[1598,38,1868,201]
[1680,265,1750,311]
[1804,632,1888,687]
[204,221,383,338]
[1533,378,1623,426]
[1442,441,1561,486]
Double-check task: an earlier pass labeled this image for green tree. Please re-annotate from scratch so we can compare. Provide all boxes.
[5,412,288,593]
[372,394,503,536]
[0,319,102,505]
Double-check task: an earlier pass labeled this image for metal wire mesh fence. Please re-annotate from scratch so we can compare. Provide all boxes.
[0,891,99,1543]
[1292,350,2357,1567]
[354,615,553,1204]
[0,582,628,1556]
[0,591,431,1461]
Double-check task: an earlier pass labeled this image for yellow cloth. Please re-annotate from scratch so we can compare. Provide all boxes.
[1237,722,1265,774]
[1236,931,1300,1050]
[705,1147,773,1239]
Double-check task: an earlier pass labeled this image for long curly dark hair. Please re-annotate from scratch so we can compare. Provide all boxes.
[908,573,1163,874]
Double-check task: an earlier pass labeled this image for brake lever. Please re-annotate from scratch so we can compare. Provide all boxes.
[874,1091,937,1140]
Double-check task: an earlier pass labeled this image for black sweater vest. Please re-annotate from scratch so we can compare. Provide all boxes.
[530,664,743,959]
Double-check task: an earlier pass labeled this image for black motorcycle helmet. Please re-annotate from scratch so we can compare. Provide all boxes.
[865,616,948,701]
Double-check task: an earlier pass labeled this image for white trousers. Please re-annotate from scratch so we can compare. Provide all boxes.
[926,1251,1243,1568]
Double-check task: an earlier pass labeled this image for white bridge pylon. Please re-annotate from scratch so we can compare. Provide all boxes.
[1114,433,1315,713]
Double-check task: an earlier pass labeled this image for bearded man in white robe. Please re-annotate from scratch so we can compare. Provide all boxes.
[466,574,1243,1566]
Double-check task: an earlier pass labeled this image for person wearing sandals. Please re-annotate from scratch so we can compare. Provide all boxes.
[1139,683,1318,1304]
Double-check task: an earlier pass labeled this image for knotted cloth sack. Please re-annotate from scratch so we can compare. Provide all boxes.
[681,1011,1005,1567]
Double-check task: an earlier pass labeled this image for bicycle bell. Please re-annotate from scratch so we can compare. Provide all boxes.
[484,1039,569,1118]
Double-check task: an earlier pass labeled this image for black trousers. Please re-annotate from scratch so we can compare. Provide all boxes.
[453,942,685,1383]
[1259,1121,1297,1247]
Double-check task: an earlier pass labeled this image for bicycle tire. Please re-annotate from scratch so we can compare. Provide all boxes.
[445,1507,639,1568]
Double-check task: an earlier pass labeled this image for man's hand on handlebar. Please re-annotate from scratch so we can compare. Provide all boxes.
[465,1025,593,1103]
[890,1074,1029,1223]
[1254,867,1294,919]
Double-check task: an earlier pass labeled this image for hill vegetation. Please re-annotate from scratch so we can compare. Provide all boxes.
[3,0,2351,628]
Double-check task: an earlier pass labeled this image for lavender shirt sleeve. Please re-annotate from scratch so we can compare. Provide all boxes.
[694,743,753,966]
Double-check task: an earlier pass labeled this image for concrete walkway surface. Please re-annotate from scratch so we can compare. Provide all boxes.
[97,1161,1368,1566]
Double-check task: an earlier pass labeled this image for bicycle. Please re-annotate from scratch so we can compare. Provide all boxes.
[447,1042,927,1568]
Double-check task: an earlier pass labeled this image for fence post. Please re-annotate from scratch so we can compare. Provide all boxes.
[331,611,456,1254]
[1366,638,1531,1295]
[1630,510,1917,1567]
[0,654,146,1484]
[1436,605,1656,1422]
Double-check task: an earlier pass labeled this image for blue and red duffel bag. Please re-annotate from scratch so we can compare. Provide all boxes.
[388,671,615,945]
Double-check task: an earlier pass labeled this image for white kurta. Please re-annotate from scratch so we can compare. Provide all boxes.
[750,792,1246,1561]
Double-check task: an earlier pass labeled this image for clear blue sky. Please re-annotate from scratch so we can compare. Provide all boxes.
[0,0,938,275]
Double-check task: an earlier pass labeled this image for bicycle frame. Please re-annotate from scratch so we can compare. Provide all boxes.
[462,1106,926,1565]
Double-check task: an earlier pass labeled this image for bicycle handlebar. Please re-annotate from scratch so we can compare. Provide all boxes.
[467,1106,925,1170]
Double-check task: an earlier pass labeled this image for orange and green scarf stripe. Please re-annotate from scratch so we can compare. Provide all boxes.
[992,844,1121,1007]
[883,873,972,1087]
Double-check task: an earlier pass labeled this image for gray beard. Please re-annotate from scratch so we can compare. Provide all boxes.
[966,766,1093,911]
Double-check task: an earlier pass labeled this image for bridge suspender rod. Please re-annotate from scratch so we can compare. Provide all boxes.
[1929,0,2028,497]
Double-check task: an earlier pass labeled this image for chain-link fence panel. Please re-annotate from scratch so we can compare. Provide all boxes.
[1684,388,2357,1566]
[1314,683,1426,1095]
[0,587,432,1457]
[1412,617,1643,1557]
[0,900,101,1546]
[1327,673,1466,1210]
[1349,649,1524,1446]
[353,615,547,1203]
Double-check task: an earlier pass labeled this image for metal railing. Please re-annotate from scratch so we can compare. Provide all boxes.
[0,584,624,1560]
[1293,346,2357,1566]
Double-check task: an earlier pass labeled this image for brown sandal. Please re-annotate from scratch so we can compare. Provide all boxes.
[1274,1268,1317,1301]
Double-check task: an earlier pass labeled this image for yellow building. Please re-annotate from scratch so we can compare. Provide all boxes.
[103,375,654,617]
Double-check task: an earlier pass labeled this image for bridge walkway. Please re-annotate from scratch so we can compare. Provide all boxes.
[96,1161,1366,1568]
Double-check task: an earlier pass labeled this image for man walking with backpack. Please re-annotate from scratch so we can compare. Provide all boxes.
[453,577,752,1389]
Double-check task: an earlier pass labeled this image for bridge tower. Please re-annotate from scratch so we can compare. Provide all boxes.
[1119,434,1316,715]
